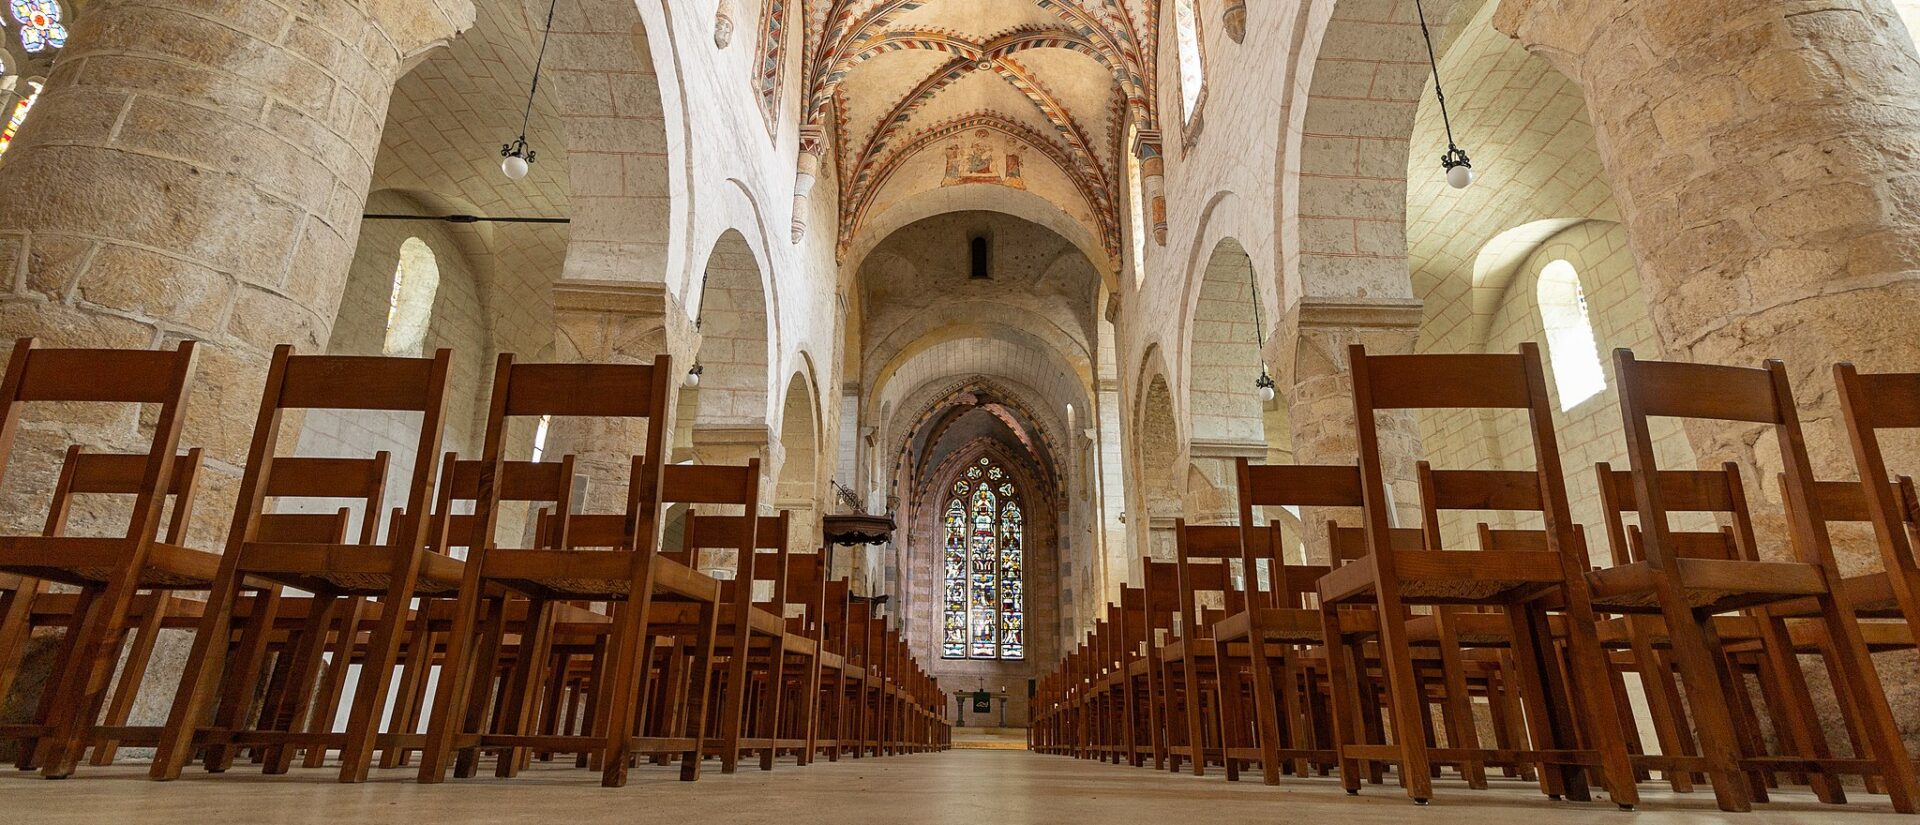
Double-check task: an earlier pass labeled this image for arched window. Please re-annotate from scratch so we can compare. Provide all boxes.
[382,237,440,356]
[1173,0,1205,121]
[11,1,68,53]
[1536,259,1605,410]
[0,80,42,161]
[942,456,1025,660]
[1126,124,1147,287]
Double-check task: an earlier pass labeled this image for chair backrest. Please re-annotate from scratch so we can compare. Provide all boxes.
[1140,557,1180,648]
[1117,585,1147,662]
[1347,343,1587,578]
[783,550,828,635]
[463,354,671,566]
[230,345,451,563]
[43,446,204,545]
[427,452,577,557]
[1594,461,1756,566]
[0,338,198,546]
[1235,460,1358,604]
[1613,349,1832,569]
[681,509,789,609]
[821,577,852,655]
[257,453,390,545]
[1834,363,1920,581]
[1172,519,1245,640]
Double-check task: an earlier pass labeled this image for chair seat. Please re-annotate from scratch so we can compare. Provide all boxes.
[1404,611,1570,645]
[237,542,464,596]
[1769,571,1908,618]
[1585,558,1826,613]
[1320,550,1567,605]
[480,549,720,602]
[1214,607,1325,643]
[0,536,220,589]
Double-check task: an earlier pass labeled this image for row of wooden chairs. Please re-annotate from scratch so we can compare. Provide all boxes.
[0,338,948,786]
[1033,342,1920,814]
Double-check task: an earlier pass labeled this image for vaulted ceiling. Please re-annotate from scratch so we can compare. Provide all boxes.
[800,0,1157,264]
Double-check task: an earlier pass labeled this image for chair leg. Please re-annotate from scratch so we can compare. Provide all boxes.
[337,576,420,783]
[0,578,44,706]
[1552,596,1640,809]
[263,594,342,774]
[88,592,168,766]
[1812,594,1920,812]
[1433,613,1487,789]
[20,586,97,772]
[494,599,556,778]
[418,584,491,783]
[679,599,721,781]
[1753,614,1845,803]
[1657,600,1756,812]
[598,587,658,788]
[38,573,146,779]
[1318,605,1365,795]
[1373,596,1433,804]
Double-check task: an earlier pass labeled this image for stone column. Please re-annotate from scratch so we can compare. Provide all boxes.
[1494,0,1920,484]
[550,278,695,513]
[1271,298,1424,561]
[0,0,473,533]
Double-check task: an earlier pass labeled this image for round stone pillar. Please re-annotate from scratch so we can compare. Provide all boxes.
[1495,0,1920,472]
[0,0,472,524]
[1272,298,1425,562]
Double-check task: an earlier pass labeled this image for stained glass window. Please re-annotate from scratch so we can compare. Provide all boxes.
[12,1,67,53]
[941,456,1024,660]
[0,80,41,161]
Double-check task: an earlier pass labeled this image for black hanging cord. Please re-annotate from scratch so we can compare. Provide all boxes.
[1249,260,1275,397]
[505,0,562,162]
[1413,0,1471,173]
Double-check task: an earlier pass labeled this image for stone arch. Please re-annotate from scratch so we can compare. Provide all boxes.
[845,184,1117,284]
[776,367,822,560]
[689,229,772,429]
[1278,0,1454,304]
[1185,237,1267,445]
[541,0,675,283]
[1134,350,1182,563]
[1182,236,1287,523]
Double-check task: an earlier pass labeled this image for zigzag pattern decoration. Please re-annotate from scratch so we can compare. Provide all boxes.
[754,0,794,132]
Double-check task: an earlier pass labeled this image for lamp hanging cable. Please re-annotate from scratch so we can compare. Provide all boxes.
[1414,0,1473,189]
[1249,262,1276,404]
[502,0,561,180]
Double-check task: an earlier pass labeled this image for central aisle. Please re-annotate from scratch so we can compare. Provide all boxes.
[0,750,1881,824]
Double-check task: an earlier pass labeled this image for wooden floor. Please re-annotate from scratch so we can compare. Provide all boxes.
[0,750,1900,823]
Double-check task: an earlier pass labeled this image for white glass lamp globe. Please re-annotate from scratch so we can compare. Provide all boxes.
[1446,163,1474,190]
[684,367,702,389]
[502,154,530,180]
[1256,383,1276,403]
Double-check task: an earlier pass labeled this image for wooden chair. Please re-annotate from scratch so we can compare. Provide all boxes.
[1585,349,1919,812]
[151,345,455,783]
[1212,461,1364,785]
[0,443,203,771]
[1317,343,1636,808]
[673,505,814,772]
[1137,559,1180,769]
[782,550,832,764]
[0,339,207,778]
[1165,519,1248,779]
[416,353,723,787]
[1832,362,1920,655]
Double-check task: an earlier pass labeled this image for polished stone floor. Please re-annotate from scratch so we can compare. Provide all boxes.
[0,750,1898,824]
